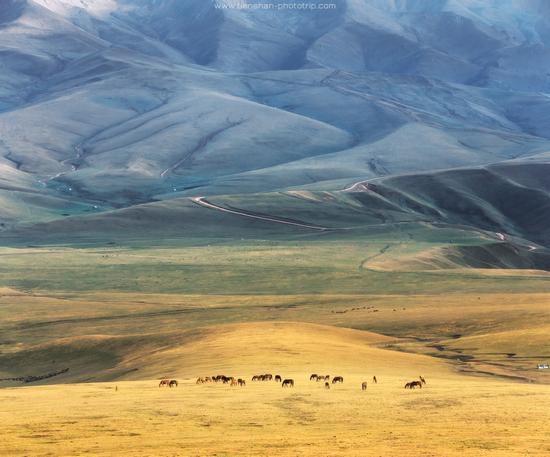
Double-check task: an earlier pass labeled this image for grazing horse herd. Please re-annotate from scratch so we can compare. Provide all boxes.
[160,374,428,391]
[194,376,247,386]
[159,379,178,388]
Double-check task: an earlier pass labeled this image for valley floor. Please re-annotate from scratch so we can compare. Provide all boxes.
[1,322,550,456]
[1,244,550,455]
[2,366,550,456]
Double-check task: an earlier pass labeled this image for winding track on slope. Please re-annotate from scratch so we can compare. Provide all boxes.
[190,196,329,231]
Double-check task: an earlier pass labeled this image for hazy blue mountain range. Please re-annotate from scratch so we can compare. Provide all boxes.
[1,0,550,251]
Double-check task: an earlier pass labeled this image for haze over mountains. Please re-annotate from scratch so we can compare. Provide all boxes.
[1,0,550,257]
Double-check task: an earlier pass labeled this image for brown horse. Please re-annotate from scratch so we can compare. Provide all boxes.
[419,376,426,385]
[372,376,377,384]
[169,380,178,388]
[275,375,282,382]
[159,379,170,387]
[325,382,330,389]
[196,377,205,384]
[282,379,294,388]
[405,381,422,389]
[238,378,246,387]
[230,379,238,387]
[310,374,318,381]
[362,381,368,391]
[332,376,343,384]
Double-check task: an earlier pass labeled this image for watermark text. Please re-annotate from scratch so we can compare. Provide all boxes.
[214,2,337,11]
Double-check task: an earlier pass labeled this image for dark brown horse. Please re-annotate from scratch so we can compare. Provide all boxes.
[332,376,343,384]
[310,374,318,381]
[405,381,422,389]
[282,379,294,388]
[372,376,377,384]
[159,379,170,387]
[238,378,246,387]
[169,380,178,388]
[275,375,282,382]
[419,376,426,385]
[362,381,368,390]
[325,382,330,389]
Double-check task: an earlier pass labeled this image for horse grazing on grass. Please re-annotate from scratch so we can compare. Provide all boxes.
[332,376,343,384]
[196,377,205,384]
[310,374,318,381]
[169,380,178,388]
[362,382,368,391]
[230,379,238,387]
[275,375,282,382]
[405,381,422,389]
[159,379,170,388]
[282,379,294,388]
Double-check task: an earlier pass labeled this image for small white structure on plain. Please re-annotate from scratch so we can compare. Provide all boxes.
[537,364,549,370]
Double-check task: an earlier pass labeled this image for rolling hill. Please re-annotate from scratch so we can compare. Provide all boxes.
[2,160,549,272]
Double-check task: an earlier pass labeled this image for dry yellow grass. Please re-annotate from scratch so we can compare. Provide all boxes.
[2,290,550,383]
[2,243,550,456]
[1,322,550,457]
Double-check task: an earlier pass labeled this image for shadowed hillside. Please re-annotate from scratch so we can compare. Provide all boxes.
[3,161,550,273]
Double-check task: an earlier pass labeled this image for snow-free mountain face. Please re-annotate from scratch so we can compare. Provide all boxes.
[1,0,550,228]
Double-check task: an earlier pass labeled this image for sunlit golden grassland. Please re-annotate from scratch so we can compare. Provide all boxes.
[1,242,550,456]
[1,323,549,457]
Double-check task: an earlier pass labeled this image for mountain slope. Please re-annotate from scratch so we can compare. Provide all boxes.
[1,0,550,257]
